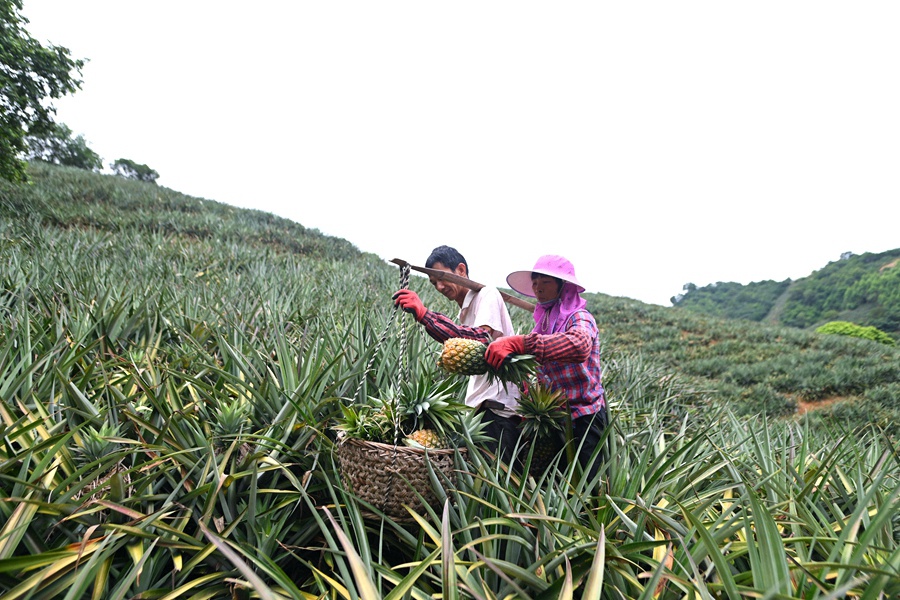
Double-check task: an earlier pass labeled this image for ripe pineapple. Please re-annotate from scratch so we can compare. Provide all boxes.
[439,338,489,375]
[517,382,568,474]
[405,428,447,449]
[438,337,537,385]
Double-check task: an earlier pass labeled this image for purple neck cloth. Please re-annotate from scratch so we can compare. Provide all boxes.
[532,282,586,334]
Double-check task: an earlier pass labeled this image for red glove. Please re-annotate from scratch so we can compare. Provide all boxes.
[392,289,427,321]
[484,335,526,369]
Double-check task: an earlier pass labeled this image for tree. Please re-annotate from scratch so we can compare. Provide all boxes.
[26,122,102,171]
[1,0,86,183]
[110,158,159,184]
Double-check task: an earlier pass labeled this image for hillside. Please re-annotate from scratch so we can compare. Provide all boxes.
[586,293,899,430]
[2,161,363,262]
[2,162,899,598]
[672,249,900,337]
[4,162,898,433]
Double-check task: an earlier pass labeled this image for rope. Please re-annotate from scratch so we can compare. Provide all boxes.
[345,264,411,515]
[349,264,410,404]
[384,265,410,509]
[394,265,410,445]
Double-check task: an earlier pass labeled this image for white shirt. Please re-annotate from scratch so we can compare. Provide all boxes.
[458,287,520,413]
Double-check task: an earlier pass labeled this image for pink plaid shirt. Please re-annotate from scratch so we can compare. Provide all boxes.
[524,309,605,419]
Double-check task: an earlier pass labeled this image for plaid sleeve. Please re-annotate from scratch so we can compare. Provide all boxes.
[523,312,593,363]
[419,310,493,344]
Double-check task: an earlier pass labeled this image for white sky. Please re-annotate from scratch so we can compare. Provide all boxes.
[22,1,900,306]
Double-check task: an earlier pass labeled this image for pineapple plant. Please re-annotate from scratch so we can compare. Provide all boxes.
[211,397,255,463]
[396,374,467,449]
[438,337,537,386]
[333,397,396,444]
[334,370,478,449]
[72,422,131,504]
[517,381,569,474]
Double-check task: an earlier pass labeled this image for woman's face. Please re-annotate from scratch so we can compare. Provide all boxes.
[532,275,561,303]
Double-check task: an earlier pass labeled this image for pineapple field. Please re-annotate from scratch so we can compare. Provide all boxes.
[0,162,898,598]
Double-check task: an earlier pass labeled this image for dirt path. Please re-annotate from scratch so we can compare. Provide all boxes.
[797,396,846,415]
[764,280,797,325]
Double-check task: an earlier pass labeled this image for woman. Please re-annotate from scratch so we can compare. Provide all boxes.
[484,255,607,481]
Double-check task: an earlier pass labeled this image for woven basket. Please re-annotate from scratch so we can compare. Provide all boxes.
[335,436,464,520]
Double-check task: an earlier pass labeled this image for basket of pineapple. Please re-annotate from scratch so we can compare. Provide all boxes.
[334,373,478,520]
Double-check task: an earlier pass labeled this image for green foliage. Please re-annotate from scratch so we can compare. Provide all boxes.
[110,157,160,183]
[780,250,900,333]
[1,161,361,260]
[587,294,900,427]
[816,320,896,346]
[674,250,900,339]
[0,0,85,182]
[25,122,103,171]
[1,163,899,598]
[673,278,791,321]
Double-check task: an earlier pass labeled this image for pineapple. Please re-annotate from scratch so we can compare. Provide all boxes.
[75,422,121,466]
[517,382,568,474]
[405,428,447,449]
[438,337,537,385]
[439,338,489,375]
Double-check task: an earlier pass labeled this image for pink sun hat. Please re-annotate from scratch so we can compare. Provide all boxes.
[506,255,585,298]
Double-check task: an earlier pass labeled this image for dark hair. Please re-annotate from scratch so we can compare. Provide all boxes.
[425,245,468,273]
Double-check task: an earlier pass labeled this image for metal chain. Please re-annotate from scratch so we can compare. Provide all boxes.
[350,264,410,405]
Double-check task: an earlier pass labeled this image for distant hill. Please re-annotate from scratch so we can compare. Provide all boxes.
[672,249,900,337]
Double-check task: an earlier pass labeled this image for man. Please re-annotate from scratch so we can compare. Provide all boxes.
[393,245,521,462]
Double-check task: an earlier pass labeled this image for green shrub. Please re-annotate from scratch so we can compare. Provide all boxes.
[816,320,896,346]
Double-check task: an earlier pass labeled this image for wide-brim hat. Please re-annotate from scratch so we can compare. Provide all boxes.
[506,254,585,298]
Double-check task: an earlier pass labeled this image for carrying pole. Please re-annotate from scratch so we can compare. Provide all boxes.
[390,258,535,313]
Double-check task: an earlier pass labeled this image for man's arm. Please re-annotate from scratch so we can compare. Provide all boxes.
[476,324,499,340]
[393,288,493,344]
[420,310,493,344]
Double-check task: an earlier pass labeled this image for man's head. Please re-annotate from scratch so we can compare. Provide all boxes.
[425,245,469,306]
[425,246,468,274]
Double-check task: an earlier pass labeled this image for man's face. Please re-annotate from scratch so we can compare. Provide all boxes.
[428,261,468,305]
[532,275,561,303]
